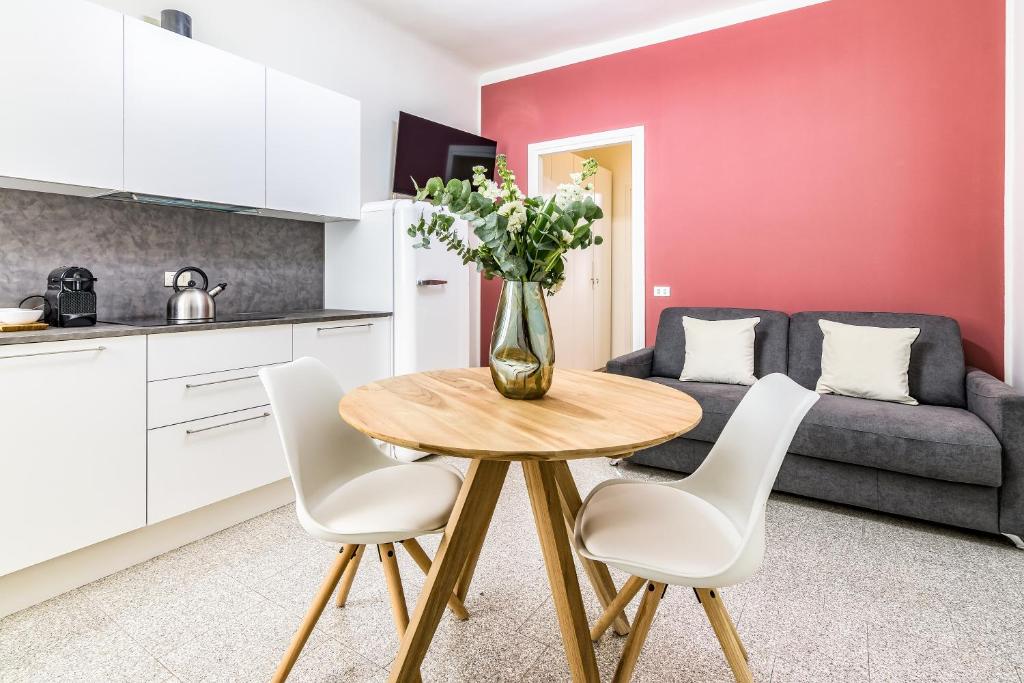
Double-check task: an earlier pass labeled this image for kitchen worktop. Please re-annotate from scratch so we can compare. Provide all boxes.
[0,309,392,346]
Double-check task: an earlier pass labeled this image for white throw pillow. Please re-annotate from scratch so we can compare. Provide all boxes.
[816,319,920,405]
[679,316,760,386]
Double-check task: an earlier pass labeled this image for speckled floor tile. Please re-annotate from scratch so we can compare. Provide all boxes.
[157,597,338,682]
[0,590,174,682]
[3,456,1024,682]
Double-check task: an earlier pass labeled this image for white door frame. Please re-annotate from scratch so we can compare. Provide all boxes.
[527,126,646,351]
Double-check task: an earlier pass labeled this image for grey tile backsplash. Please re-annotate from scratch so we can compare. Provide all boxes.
[0,188,324,319]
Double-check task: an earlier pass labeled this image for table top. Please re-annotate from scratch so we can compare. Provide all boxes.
[338,367,702,461]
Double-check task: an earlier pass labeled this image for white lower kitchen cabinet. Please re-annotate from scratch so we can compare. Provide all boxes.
[0,337,146,575]
[293,318,392,392]
[147,406,287,524]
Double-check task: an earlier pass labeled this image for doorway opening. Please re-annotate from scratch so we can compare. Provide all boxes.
[528,127,645,371]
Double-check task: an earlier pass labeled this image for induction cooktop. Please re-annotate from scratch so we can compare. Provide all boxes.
[101,312,284,327]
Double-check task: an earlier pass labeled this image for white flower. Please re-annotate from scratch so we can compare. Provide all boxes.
[554,183,584,210]
[561,229,573,243]
[479,180,501,201]
[569,171,583,185]
[498,199,526,234]
[500,184,524,202]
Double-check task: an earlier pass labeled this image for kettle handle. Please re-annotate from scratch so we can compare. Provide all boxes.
[172,266,209,292]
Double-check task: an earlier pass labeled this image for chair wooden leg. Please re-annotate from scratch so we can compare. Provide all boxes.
[335,544,364,607]
[271,548,353,683]
[380,543,410,637]
[591,575,646,641]
[400,538,469,620]
[612,581,665,683]
[552,460,632,637]
[523,461,600,683]
[695,588,752,683]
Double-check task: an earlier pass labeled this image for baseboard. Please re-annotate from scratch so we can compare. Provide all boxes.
[0,478,295,619]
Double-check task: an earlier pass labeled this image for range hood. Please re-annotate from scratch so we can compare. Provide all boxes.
[100,191,258,214]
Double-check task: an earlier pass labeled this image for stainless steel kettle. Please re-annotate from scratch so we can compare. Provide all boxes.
[166,267,227,323]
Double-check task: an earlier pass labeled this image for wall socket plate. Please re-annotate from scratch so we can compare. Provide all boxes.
[653,286,671,297]
[164,271,193,288]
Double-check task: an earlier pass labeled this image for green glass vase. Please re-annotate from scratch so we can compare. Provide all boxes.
[489,280,554,400]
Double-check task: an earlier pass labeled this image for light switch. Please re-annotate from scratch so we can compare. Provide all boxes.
[653,286,671,297]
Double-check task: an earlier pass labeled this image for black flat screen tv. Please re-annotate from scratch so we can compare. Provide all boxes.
[393,112,498,196]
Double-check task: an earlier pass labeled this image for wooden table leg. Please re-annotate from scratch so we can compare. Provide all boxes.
[387,459,510,683]
[523,461,601,683]
[552,460,631,637]
[453,477,500,604]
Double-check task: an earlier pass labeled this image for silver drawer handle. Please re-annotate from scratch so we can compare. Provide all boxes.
[317,323,373,333]
[417,279,448,286]
[186,411,271,435]
[185,374,259,389]
[0,345,106,361]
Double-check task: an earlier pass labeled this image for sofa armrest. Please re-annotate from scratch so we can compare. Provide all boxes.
[966,367,1024,537]
[606,347,655,378]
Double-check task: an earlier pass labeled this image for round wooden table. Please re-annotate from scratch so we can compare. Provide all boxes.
[338,367,702,682]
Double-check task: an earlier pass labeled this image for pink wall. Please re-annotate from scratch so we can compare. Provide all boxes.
[480,0,1006,376]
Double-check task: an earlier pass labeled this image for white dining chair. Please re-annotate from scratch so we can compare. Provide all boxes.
[574,373,819,682]
[260,357,468,682]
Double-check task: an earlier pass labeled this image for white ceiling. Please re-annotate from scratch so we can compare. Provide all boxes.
[348,0,775,73]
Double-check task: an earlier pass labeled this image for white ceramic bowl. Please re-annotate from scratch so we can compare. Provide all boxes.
[0,308,44,324]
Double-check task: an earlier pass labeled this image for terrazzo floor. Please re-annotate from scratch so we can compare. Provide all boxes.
[3,456,1024,682]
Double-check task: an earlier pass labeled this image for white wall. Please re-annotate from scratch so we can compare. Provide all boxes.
[91,0,480,206]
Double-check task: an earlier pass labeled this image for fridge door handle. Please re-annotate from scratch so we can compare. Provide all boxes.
[417,279,448,286]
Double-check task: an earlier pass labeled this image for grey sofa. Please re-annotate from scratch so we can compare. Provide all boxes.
[607,307,1024,548]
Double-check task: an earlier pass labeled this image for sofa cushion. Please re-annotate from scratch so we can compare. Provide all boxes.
[648,377,747,443]
[651,307,788,380]
[789,394,1001,486]
[789,311,966,408]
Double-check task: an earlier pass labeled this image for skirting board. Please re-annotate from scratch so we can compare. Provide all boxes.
[0,478,295,619]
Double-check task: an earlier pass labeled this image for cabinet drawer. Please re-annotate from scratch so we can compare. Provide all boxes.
[293,317,392,392]
[148,325,292,381]
[148,364,280,429]
[147,406,288,523]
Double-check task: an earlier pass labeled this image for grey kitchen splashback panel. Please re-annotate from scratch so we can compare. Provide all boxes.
[0,188,324,319]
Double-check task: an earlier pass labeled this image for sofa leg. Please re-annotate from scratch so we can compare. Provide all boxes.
[1003,533,1024,550]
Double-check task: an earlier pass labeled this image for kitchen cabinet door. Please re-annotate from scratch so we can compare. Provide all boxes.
[0,337,146,575]
[293,318,392,392]
[124,18,265,207]
[267,69,361,220]
[0,0,123,192]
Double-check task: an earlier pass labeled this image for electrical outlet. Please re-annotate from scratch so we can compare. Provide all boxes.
[164,271,192,288]
[653,286,671,297]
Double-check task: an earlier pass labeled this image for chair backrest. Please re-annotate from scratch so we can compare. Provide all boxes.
[678,373,818,535]
[259,357,394,514]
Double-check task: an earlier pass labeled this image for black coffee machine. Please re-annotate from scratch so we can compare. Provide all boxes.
[44,266,97,327]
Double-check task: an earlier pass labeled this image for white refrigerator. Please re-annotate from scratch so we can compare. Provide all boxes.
[324,200,480,461]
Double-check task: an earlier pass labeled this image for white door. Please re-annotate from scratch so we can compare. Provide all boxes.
[124,18,265,207]
[541,153,613,370]
[0,0,124,191]
[266,69,361,219]
[393,203,472,375]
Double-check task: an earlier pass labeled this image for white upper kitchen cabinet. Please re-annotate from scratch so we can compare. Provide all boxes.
[124,18,265,207]
[0,337,147,576]
[266,69,361,220]
[0,0,123,194]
